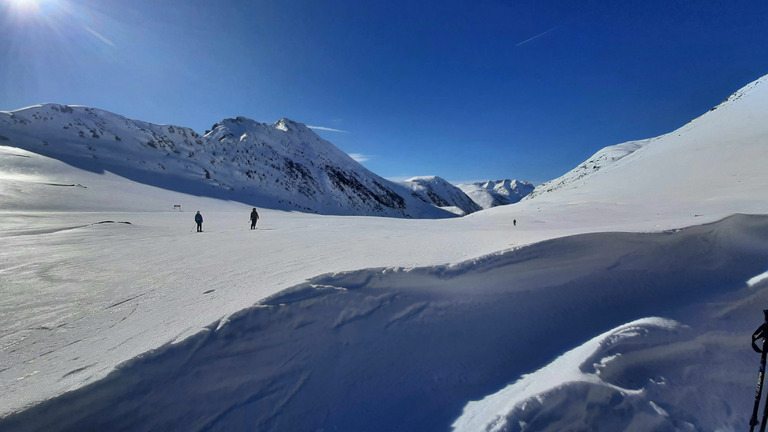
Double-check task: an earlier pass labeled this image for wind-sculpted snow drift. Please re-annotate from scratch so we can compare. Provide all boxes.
[454,317,690,431]
[3,215,768,432]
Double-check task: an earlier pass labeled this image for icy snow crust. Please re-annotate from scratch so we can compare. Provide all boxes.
[1,73,768,431]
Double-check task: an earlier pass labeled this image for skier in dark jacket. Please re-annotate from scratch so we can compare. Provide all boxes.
[195,211,203,232]
[250,208,259,230]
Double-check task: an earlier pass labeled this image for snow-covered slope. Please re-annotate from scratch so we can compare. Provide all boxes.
[458,179,535,209]
[524,141,650,200]
[400,176,482,215]
[0,104,452,219]
[526,74,768,204]
[2,73,768,432]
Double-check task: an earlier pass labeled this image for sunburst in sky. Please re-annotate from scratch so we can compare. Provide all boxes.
[6,0,45,10]
[4,0,63,20]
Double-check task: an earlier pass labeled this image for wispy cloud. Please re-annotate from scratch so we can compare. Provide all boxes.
[515,26,560,47]
[307,125,348,133]
[84,26,115,47]
[385,176,417,183]
[349,153,371,163]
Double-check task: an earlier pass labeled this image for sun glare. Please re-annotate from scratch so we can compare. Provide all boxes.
[6,0,53,12]
[4,0,66,26]
[9,0,38,7]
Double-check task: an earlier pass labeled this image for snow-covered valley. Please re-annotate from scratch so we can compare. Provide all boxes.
[2,73,768,431]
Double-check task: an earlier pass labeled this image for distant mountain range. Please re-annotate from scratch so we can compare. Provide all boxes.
[5,72,767,221]
[457,180,535,209]
[0,104,534,218]
[0,105,452,218]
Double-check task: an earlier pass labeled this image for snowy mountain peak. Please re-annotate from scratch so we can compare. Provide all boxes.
[480,179,528,191]
[205,116,266,137]
[3,103,102,123]
[709,74,767,113]
[271,118,310,134]
[206,116,325,149]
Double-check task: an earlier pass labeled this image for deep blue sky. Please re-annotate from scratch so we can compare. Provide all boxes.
[3,0,768,184]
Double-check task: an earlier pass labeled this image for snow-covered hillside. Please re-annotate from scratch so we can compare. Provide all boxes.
[400,176,482,215]
[458,179,535,209]
[526,74,768,204]
[0,104,452,219]
[524,141,650,200]
[2,73,768,432]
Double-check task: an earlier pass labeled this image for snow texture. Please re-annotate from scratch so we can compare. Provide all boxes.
[1,73,768,432]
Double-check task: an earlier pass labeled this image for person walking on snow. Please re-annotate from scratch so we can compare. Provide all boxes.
[250,208,259,230]
[195,211,203,232]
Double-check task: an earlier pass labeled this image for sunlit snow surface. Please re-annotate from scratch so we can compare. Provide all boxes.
[2,74,768,431]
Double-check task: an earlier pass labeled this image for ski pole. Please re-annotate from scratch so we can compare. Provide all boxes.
[760,313,768,432]
[749,310,768,432]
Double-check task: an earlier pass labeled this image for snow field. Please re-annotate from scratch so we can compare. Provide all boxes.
[3,214,768,431]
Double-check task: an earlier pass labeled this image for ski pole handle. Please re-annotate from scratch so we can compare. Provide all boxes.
[755,325,766,354]
[750,310,768,431]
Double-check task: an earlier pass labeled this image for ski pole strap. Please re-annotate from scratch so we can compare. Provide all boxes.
[755,324,767,354]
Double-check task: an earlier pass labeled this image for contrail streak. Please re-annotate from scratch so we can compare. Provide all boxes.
[84,26,115,47]
[516,26,560,47]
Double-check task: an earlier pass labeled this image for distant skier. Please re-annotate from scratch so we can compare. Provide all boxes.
[513,219,517,227]
[195,211,203,232]
[250,208,259,230]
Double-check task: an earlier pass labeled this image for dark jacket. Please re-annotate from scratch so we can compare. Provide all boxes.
[195,213,203,223]
[250,210,259,221]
